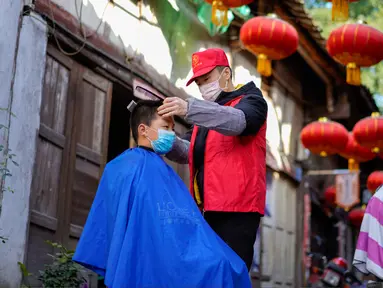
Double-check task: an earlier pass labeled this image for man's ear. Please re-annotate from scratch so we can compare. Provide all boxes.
[224,67,231,80]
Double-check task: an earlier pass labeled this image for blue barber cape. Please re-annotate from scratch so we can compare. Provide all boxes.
[73,148,250,288]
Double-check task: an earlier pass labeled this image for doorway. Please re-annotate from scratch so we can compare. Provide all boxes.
[107,83,135,162]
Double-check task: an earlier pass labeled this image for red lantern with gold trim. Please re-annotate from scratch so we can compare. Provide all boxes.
[348,206,365,227]
[326,0,359,21]
[339,132,376,171]
[353,112,383,153]
[205,0,253,26]
[240,16,299,77]
[324,186,336,207]
[300,117,349,157]
[367,171,383,194]
[327,23,383,86]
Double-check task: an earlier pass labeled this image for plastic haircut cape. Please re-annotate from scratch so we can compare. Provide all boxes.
[73,148,250,288]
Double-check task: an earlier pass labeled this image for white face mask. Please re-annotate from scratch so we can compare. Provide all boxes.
[199,70,228,102]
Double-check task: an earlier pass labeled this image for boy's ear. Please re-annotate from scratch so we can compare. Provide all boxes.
[138,124,146,137]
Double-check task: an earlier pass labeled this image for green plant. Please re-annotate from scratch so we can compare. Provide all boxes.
[0,107,18,195]
[19,241,86,288]
[39,241,86,288]
[18,261,33,288]
[0,107,18,243]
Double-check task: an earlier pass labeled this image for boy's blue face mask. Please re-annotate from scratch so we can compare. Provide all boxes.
[146,127,176,155]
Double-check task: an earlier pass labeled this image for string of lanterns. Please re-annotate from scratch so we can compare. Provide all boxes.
[300,112,383,228]
[200,0,383,87]
[300,112,383,161]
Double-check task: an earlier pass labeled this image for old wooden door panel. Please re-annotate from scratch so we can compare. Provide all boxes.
[26,46,77,285]
[29,47,74,233]
[27,46,113,284]
[68,67,112,244]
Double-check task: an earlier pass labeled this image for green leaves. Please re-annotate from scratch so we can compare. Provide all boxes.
[38,241,86,288]
[18,262,33,277]
[19,241,86,287]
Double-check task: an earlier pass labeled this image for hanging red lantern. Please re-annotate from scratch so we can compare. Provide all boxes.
[240,15,299,77]
[326,0,359,21]
[324,186,336,207]
[205,0,253,26]
[339,132,376,171]
[348,206,365,227]
[300,117,349,157]
[367,171,383,194]
[327,23,383,86]
[353,112,383,153]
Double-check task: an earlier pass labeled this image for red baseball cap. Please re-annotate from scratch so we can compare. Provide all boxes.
[186,48,230,86]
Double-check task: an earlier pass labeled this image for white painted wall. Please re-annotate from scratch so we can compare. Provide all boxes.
[49,0,262,99]
[0,13,48,288]
[0,0,23,207]
[0,0,24,284]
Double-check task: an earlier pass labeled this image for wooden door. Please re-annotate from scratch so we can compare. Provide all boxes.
[27,47,78,279]
[26,46,112,280]
[67,67,112,248]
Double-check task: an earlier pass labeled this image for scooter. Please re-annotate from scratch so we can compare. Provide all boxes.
[312,257,363,288]
[307,252,328,286]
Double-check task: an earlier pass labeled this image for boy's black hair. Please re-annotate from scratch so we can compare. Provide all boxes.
[130,100,163,143]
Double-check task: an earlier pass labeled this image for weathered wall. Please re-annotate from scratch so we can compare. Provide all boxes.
[0,0,23,213]
[45,0,261,98]
[0,13,48,288]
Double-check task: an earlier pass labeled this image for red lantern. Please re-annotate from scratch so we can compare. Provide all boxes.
[326,0,359,21]
[240,16,299,77]
[300,117,349,157]
[327,24,383,86]
[353,112,383,153]
[339,132,376,170]
[324,186,336,207]
[348,206,365,227]
[367,171,383,194]
[205,0,253,26]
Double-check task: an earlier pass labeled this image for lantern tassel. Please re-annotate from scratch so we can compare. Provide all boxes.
[346,63,361,86]
[348,159,359,171]
[257,54,272,77]
[332,0,349,21]
[211,1,228,27]
[320,151,328,157]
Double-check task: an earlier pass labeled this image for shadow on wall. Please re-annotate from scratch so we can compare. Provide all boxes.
[144,0,219,82]
[75,0,217,85]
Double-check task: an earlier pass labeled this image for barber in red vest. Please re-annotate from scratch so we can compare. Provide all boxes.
[158,48,267,270]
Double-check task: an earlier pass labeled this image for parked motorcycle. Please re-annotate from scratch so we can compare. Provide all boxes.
[307,252,328,286]
[311,257,363,288]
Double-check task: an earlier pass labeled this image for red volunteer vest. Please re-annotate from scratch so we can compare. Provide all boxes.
[189,96,266,213]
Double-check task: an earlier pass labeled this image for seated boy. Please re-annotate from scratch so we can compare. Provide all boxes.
[73,100,250,288]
